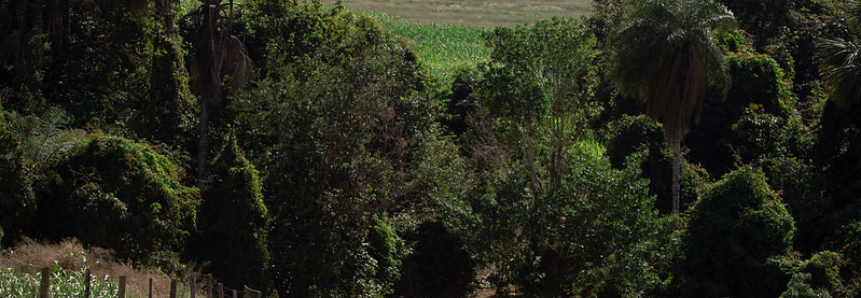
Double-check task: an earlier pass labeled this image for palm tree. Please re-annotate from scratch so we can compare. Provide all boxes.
[191,0,252,189]
[612,0,735,214]
[816,38,861,110]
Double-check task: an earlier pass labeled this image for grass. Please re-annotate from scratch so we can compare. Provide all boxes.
[369,12,490,80]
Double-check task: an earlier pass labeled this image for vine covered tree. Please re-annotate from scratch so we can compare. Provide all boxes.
[186,132,269,290]
[612,0,736,213]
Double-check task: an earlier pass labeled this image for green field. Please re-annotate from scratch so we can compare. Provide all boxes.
[325,0,593,27]
[369,13,490,80]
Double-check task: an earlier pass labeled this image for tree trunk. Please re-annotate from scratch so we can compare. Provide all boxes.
[198,99,210,189]
[525,121,541,198]
[672,128,681,214]
[194,2,221,189]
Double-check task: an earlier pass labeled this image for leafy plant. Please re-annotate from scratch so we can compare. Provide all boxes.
[0,263,119,298]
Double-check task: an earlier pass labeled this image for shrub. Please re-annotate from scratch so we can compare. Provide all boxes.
[0,115,35,245]
[762,157,831,254]
[36,135,198,268]
[474,141,673,298]
[776,250,859,298]
[678,168,795,298]
[822,221,861,294]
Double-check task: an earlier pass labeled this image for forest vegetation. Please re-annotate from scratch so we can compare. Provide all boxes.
[2,0,861,297]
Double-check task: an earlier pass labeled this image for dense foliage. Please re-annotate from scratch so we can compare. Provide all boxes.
[2,0,861,297]
[35,135,198,268]
[677,169,795,298]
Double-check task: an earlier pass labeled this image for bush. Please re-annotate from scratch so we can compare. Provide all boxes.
[823,221,861,294]
[762,157,831,254]
[776,250,860,298]
[0,115,35,245]
[186,134,269,290]
[678,168,795,298]
[35,135,198,268]
[474,141,673,298]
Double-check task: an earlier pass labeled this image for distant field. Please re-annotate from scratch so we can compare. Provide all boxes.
[370,13,490,80]
[325,0,593,27]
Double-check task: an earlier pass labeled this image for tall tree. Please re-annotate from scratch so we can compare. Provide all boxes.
[481,17,600,196]
[612,0,735,213]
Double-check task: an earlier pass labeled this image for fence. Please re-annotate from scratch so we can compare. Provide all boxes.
[34,267,261,298]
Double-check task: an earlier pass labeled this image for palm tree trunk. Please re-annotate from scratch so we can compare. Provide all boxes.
[195,1,220,190]
[30,0,45,70]
[672,137,681,214]
[673,66,684,214]
[198,99,210,189]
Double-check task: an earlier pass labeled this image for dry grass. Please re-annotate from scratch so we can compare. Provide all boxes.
[1,239,209,298]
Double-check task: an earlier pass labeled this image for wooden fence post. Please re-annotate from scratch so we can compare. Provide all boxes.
[118,276,126,298]
[218,283,224,298]
[83,269,91,298]
[149,278,154,298]
[232,289,237,298]
[170,279,177,298]
[39,267,50,298]
[191,273,197,298]
[208,274,213,298]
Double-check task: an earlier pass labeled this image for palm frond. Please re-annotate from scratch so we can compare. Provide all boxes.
[5,106,86,172]
[191,2,223,104]
[817,38,861,109]
[612,0,735,142]
[220,35,253,94]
